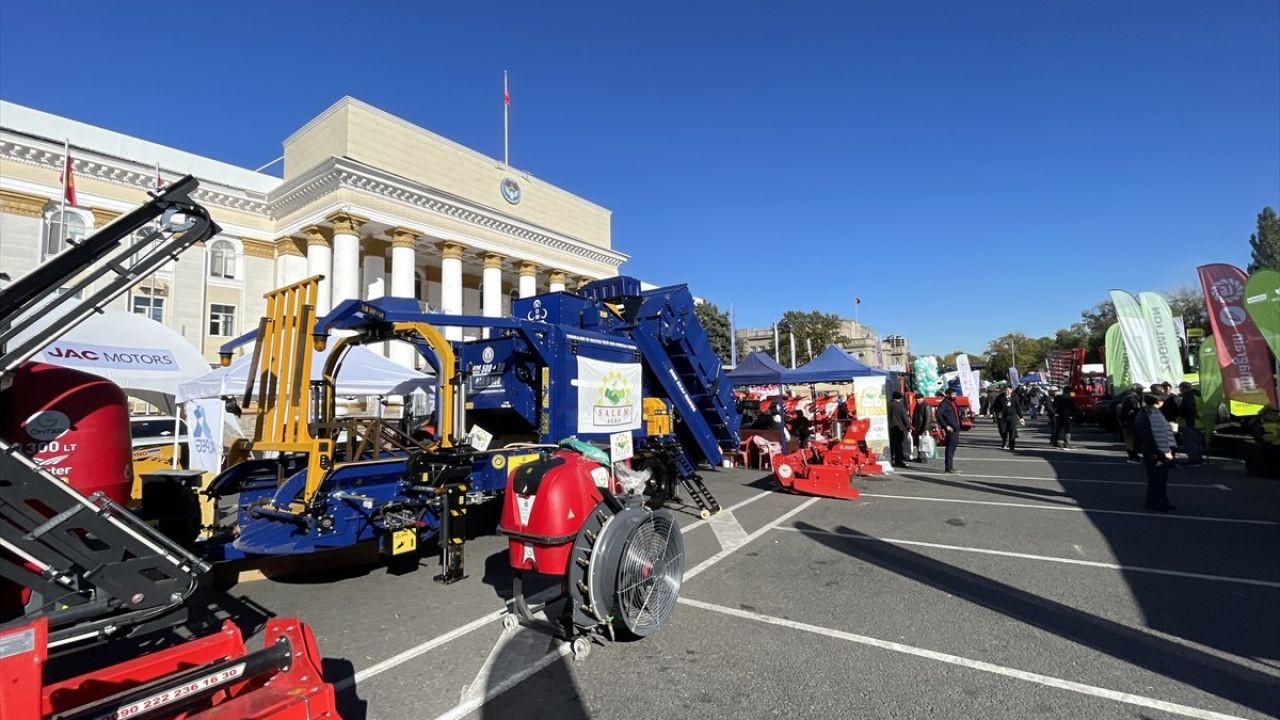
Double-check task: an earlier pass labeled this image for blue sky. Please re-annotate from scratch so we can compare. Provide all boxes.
[2,1,1276,355]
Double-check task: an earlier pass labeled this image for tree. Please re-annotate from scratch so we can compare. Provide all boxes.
[1248,206,1280,273]
[693,300,731,363]
[982,332,1054,381]
[1165,283,1207,332]
[1066,300,1116,363]
[778,310,851,364]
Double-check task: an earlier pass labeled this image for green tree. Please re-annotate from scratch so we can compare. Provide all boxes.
[1248,206,1280,273]
[778,310,851,363]
[1165,284,1207,332]
[693,300,731,363]
[983,333,1054,380]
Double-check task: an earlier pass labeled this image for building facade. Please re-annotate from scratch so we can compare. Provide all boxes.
[736,320,910,371]
[0,98,626,367]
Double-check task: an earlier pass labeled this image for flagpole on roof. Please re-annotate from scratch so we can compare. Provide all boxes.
[503,70,510,166]
[58,139,69,243]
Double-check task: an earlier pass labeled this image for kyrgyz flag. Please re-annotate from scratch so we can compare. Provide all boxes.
[1243,268,1280,359]
[1198,337,1223,439]
[1198,263,1277,409]
[60,150,77,208]
[1138,291,1184,386]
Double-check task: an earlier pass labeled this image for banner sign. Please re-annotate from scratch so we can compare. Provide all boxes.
[1008,367,1020,387]
[1138,291,1184,387]
[576,357,643,433]
[1198,264,1277,409]
[955,354,980,405]
[186,399,224,475]
[1172,316,1187,344]
[1243,268,1280,359]
[1109,290,1160,387]
[1197,338,1222,438]
[39,341,181,372]
[1105,323,1132,391]
[852,376,888,455]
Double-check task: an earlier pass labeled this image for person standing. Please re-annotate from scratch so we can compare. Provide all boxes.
[1043,387,1059,443]
[1052,388,1078,449]
[887,391,911,468]
[991,386,1025,451]
[936,388,963,474]
[911,395,935,463]
[1135,392,1177,512]
[790,409,812,448]
[1118,383,1144,462]
[1177,381,1204,465]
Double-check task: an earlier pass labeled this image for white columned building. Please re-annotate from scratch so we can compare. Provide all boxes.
[329,211,363,311]
[438,241,465,341]
[548,270,567,294]
[304,226,332,315]
[482,253,504,318]
[518,262,537,299]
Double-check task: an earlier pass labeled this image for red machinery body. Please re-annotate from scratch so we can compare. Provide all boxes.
[770,418,882,500]
[0,362,133,505]
[0,617,338,720]
[499,450,615,576]
[917,395,974,437]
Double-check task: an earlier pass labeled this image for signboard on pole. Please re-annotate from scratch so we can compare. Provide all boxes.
[853,376,889,455]
[609,430,634,464]
[186,399,224,475]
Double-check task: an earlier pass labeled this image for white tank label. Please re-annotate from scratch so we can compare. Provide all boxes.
[590,467,610,488]
[516,495,535,526]
[24,410,70,442]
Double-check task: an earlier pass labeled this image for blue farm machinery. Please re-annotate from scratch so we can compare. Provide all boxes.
[201,273,740,646]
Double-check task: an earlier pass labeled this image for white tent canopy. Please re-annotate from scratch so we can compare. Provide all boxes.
[177,345,434,403]
[26,310,211,414]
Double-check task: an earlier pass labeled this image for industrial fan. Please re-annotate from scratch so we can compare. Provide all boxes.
[498,450,686,657]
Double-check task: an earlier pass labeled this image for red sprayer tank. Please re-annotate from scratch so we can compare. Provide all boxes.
[499,450,617,576]
[1,362,133,505]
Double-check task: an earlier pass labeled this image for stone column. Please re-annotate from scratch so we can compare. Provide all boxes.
[304,226,332,315]
[482,254,505,318]
[576,276,594,292]
[388,228,418,369]
[361,238,387,354]
[273,236,306,287]
[329,212,364,311]
[548,270,567,294]
[439,241,466,341]
[518,262,538,299]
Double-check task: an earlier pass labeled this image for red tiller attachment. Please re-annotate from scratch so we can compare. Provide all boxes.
[0,617,340,720]
[769,419,884,501]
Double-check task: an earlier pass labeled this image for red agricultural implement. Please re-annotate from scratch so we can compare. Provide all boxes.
[0,178,339,720]
[769,418,883,500]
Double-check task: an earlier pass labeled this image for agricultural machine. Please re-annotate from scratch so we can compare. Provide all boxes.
[1048,348,1106,417]
[197,272,738,647]
[0,179,338,719]
[768,417,884,501]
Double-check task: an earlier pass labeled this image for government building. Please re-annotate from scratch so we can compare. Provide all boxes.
[0,97,626,367]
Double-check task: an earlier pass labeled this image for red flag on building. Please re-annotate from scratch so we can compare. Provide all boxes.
[60,144,78,208]
[1198,263,1277,409]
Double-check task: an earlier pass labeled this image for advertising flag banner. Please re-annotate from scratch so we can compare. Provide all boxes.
[955,354,980,406]
[853,376,889,455]
[1197,339,1223,439]
[1243,268,1280,359]
[1105,323,1132,391]
[1138,291,1184,386]
[185,399,224,475]
[576,356,643,433]
[1197,264,1277,409]
[1109,290,1159,387]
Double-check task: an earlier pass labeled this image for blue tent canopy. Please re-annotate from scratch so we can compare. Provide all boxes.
[788,345,889,383]
[726,351,790,385]
[1020,371,1047,384]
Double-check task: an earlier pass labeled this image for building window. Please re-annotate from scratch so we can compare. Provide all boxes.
[209,304,236,337]
[209,239,237,279]
[43,210,89,257]
[132,293,164,322]
[414,270,425,302]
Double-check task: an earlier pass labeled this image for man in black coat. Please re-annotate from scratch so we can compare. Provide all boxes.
[1135,392,1177,512]
[1177,382,1203,465]
[910,396,935,463]
[990,386,1025,451]
[887,391,911,468]
[936,388,963,474]
[1052,389,1078,449]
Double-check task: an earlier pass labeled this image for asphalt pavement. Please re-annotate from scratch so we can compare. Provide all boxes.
[208,418,1280,720]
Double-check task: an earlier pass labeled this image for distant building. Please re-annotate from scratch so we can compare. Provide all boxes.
[736,320,910,371]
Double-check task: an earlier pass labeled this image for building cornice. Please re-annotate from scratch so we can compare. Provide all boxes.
[0,134,272,216]
[268,157,628,268]
[0,188,43,217]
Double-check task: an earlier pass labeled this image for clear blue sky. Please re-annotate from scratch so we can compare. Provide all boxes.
[2,1,1277,356]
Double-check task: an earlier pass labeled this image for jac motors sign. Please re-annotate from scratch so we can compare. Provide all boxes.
[42,341,180,372]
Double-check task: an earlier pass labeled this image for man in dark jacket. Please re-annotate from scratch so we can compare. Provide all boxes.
[936,388,963,473]
[1117,383,1144,462]
[1135,393,1177,512]
[887,391,911,468]
[1052,389,1078,449]
[790,409,812,448]
[1042,388,1059,443]
[910,396,935,463]
[1177,382,1203,465]
[990,386,1025,451]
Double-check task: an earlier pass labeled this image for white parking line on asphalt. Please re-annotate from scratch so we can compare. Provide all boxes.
[707,509,750,552]
[773,526,1280,588]
[857,493,1280,526]
[679,598,1252,720]
[901,470,1230,490]
[685,497,820,580]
